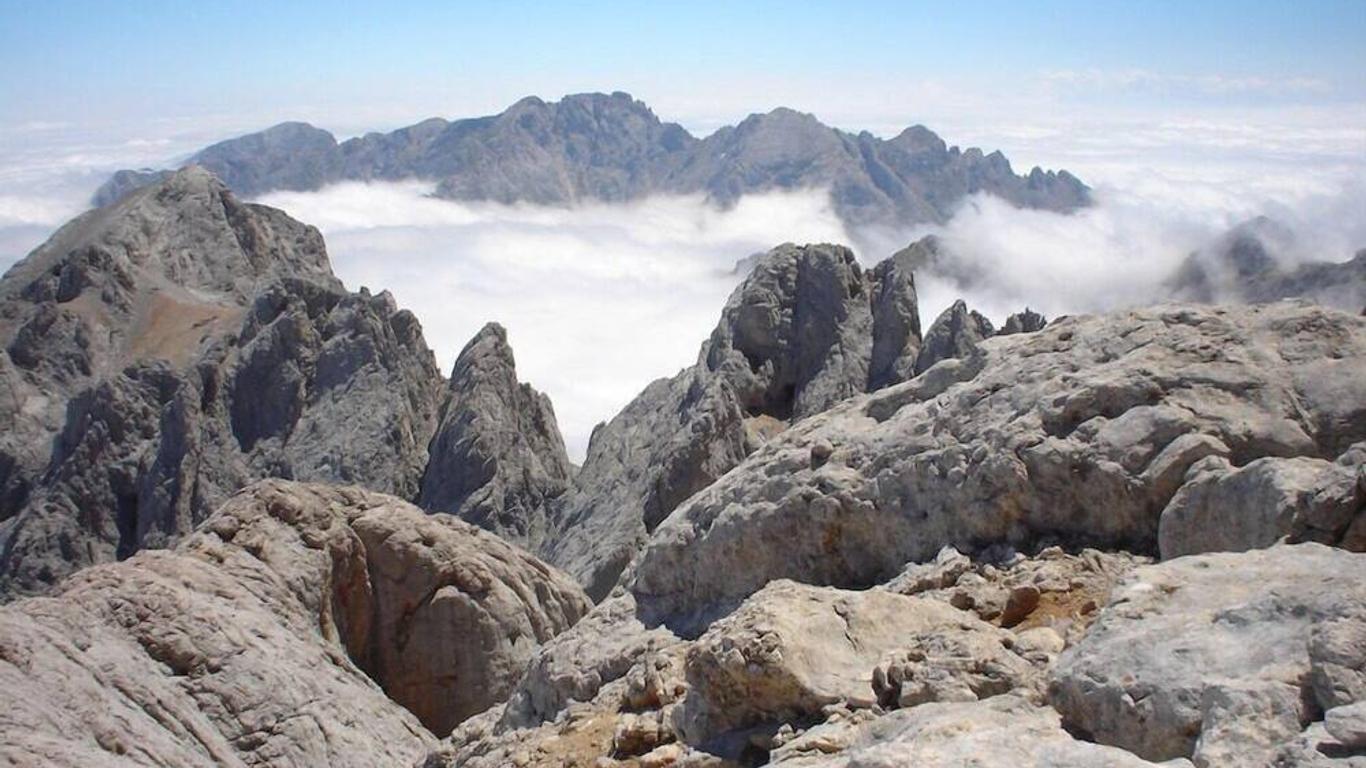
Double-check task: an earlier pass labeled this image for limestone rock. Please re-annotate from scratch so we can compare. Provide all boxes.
[545,243,922,599]
[677,580,1026,748]
[630,303,1366,630]
[914,299,995,374]
[1310,610,1366,711]
[1000,307,1048,335]
[867,249,922,389]
[0,168,444,597]
[1325,702,1366,749]
[767,694,1164,767]
[1159,448,1364,558]
[0,480,590,765]
[1048,544,1366,764]
[419,322,572,551]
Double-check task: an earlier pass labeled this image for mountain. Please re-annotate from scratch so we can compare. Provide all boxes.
[1167,216,1366,311]
[0,167,445,595]
[92,91,1090,227]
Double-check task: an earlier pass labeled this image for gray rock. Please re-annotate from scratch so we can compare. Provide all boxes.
[1325,702,1366,748]
[868,247,923,389]
[90,168,174,207]
[678,580,1025,748]
[1159,449,1364,558]
[1310,612,1366,711]
[544,243,922,599]
[0,480,590,765]
[419,322,572,551]
[767,694,1165,767]
[628,303,1366,633]
[1048,544,1366,764]
[0,168,444,597]
[914,299,995,374]
[1000,308,1049,335]
[95,93,1091,230]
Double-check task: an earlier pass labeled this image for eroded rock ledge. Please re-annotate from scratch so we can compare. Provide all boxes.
[0,480,590,766]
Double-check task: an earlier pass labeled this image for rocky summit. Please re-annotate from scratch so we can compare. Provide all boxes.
[92,92,1090,229]
[2,165,1365,767]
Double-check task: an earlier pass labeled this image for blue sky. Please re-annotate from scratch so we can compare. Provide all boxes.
[3,1,1364,134]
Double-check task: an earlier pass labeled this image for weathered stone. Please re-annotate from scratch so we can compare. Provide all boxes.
[1325,702,1366,748]
[631,304,1364,631]
[0,480,590,765]
[545,243,921,599]
[767,694,1164,767]
[1049,544,1366,763]
[1159,449,1364,558]
[999,308,1048,336]
[677,580,1022,748]
[914,299,994,374]
[419,322,572,551]
[0,168,444,598]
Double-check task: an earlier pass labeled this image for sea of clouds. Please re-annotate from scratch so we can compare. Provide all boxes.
[2,114,1363,459]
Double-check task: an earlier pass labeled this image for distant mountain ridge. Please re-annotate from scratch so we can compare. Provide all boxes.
[93,91,1090,227]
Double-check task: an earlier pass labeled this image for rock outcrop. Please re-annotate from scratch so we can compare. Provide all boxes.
[914,298,995,374]
[678,580,1035,749]
[1050,543,1366,765]
[628,302,1366,631]
[0,168,444,597]
[999,307,1048,335]
[94,92,1091,229]
[1158,445,1365,558]
[0,480,591,765]
[544,243,923,599]
[419,322,573,551]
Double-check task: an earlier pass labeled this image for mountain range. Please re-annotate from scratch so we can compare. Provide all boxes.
[93,92,1091,227]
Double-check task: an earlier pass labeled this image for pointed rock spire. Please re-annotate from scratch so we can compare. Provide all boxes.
[419,323,572,551]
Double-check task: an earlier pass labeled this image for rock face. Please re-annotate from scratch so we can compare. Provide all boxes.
[1158,446,1365,558]
[419,323,572,551]
[543,243,923,599]
[1168,216,1366,313]
[628,302,1366,631]
[914,298,995,374]
[95,92,1090,229]
[1049,544,1366,765]
[0,168,444,597]
[0,480,591,765]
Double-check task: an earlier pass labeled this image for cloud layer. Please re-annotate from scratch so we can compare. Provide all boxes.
[3,113,1363,462]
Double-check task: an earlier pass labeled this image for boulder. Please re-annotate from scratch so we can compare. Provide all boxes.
[1049,544,1366,764]
[1158,449,1364,558]
[677,580,1027,748]
[768,694,1164,767]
